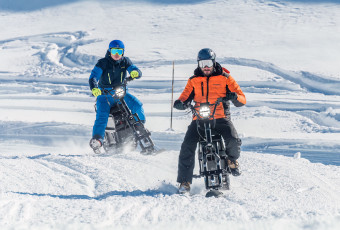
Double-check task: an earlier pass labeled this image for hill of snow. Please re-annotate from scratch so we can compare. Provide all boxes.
[0,0,339,229]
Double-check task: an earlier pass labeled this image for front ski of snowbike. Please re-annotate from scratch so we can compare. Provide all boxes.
[100,78,159,155]
[190,98,231,197]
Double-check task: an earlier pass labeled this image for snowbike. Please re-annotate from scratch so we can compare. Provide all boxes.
[190,98,231,197]
[98,77,158,155]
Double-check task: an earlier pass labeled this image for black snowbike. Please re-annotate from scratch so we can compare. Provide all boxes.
[99,78,157,154]
[190,98,231,197]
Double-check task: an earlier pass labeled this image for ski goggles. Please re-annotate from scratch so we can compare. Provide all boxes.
[198,59,214,68]
[110,48,124,56]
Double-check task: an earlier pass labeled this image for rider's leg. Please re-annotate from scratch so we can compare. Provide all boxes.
[214,118,242,176]
[177,121,200,184]
[214,118,241,160]
[92,95,112,143]
[124,93,146,122]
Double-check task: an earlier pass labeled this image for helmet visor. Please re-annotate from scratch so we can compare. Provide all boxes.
[110,48,124,56]
[198,59,214,68]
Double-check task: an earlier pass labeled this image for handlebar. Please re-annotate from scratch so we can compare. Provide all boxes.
[100,76,133,96]
[188,97,224,110]
[126,76,134,82]
[101,88,114,96]
[188,97,224,120]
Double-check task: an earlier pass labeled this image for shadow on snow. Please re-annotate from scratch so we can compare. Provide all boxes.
[0,0,209,12]
[0,0,79,11]
[278,0,340,3]
[12,183,178,199]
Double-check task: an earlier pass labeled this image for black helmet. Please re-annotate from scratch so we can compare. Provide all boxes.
[197,48,216,61]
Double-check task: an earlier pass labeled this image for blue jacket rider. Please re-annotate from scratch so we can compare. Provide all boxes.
[89,40,144,152]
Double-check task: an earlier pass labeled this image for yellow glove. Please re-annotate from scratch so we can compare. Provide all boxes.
[130,70,139,79]
[91,88,101,97]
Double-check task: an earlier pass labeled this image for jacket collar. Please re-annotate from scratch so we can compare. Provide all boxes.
[105,50,123,65]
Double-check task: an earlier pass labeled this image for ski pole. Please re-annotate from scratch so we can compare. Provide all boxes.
[170,61,175,130]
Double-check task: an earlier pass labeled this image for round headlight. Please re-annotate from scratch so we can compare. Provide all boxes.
[115,87,125,98]
[199,105,210,118]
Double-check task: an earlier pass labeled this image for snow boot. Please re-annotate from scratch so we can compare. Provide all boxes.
[178,182,190,194]
[89,138,102,154]
[228,159,241,176]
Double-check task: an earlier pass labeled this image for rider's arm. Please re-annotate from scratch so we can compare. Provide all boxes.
[125,57,142,79]
[178,79,195,103]
[226,76,246,107]
[89,65,103,90]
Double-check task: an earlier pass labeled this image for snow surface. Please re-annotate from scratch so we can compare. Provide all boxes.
[0,0,340,229]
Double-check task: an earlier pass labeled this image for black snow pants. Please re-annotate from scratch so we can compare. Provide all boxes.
[177,118,242,184]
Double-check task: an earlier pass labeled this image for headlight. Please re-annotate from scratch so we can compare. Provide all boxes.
[199,105,210,118]
[115,87,125,98]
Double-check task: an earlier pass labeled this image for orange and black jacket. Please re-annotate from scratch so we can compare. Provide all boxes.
[178,62,246,120]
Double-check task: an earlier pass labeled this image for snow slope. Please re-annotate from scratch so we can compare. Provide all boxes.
[0,0,340,229]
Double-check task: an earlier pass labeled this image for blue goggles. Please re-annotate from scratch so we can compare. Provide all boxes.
[110,48,124,56]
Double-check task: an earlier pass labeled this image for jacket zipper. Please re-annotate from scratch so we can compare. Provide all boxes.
[201,82,204,97]
[206,76,210,103]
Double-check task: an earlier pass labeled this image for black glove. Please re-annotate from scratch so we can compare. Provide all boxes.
[173,100,187,110]
[224,92,238,101]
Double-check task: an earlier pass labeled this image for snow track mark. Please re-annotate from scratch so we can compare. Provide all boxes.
[0,31,101,78]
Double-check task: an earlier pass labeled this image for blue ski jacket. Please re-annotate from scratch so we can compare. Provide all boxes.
[89,51,142,90]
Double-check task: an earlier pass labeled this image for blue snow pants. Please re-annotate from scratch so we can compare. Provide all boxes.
[92,92,145,141]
